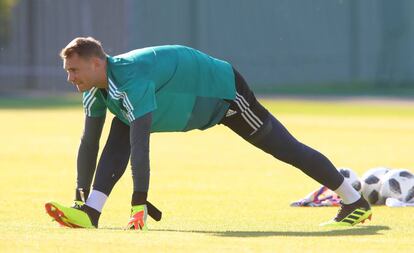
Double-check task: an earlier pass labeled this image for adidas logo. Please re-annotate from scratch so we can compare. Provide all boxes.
[226,109,237,117]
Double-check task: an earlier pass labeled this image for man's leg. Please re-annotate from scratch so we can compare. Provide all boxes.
[81,117,130,227]
[91,117,131,196]
[220,68,371,226]
[221,69,345,190]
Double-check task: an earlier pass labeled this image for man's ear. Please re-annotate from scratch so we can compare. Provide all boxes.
[91,56,103,69]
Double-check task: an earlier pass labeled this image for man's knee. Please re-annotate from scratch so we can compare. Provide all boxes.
[248,114,273,144]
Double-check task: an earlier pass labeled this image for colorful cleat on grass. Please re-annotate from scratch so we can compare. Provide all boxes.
[320,196,372,227]
[126,204,148,231]
[45,201,95,228]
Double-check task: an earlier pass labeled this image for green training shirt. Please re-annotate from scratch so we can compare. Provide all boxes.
[82,45,236,132]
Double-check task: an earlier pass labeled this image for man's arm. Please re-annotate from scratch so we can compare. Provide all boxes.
[129,112,152,206]
[75,115,105,202]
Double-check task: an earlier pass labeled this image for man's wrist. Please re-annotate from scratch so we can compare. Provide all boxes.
[131,191,148,206]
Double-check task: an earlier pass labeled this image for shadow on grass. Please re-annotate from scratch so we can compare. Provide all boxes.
[150,225,390,237]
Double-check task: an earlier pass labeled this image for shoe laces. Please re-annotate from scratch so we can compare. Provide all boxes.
[71,201,84,210]
[334,201,350,221]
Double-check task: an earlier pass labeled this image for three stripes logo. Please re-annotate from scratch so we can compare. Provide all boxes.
[341,209,369,225]
[83,87,98,116]
[234,92,263,135]
[108,78,136,122]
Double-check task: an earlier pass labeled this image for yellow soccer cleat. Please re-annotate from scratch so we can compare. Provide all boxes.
[45,201,95,228]
[320,197,372,227]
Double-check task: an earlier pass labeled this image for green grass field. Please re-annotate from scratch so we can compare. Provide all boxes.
[1,97,414,252]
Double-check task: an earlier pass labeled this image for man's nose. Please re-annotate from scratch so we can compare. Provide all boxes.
[67,73,75,83]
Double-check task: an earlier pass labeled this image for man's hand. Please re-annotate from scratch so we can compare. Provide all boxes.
[126,204,148,230]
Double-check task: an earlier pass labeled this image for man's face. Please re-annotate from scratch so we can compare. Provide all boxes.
[63,54,98,92]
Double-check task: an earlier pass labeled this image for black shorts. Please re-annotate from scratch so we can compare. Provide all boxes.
[220,68,270,139]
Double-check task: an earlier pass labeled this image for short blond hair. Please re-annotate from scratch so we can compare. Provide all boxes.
[60,37,107,60]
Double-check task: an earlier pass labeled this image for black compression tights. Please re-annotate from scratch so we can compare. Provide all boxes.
[225,114,344,190]
[92,117,130,195]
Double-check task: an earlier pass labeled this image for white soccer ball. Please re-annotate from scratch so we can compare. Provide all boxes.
[338,167,361,192]
[361,167,390,205]
[380,169,414,203]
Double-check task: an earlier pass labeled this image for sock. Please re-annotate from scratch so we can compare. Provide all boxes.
[334,180,361,204]
[86,190,108,212]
